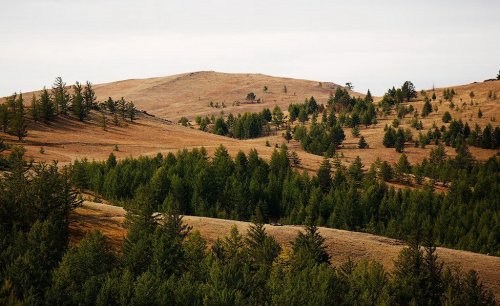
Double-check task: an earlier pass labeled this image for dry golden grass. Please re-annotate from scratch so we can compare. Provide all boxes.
[1,72,498,169]
[70,201,500,299]
[91,71,356,122]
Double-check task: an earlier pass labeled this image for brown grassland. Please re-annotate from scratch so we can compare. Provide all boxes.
[70,201,500,298]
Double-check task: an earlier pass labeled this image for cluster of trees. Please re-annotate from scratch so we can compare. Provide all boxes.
[0,77,137,142]
[29,77,98,123]
[441,120,500,149]
[383,126,412,152]
[103,97,136,122]
[197,109,273,139]
[382,115,500,151]
[293,120,345,156]
[327,89,377,128]
[288,97,320,123]
[379,81,417,113]
[70,144,499,256]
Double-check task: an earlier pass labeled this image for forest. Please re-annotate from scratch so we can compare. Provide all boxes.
[69,140,499,256]
[0,147,496,305]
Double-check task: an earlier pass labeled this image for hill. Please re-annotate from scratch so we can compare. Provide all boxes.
[1,73,498,169]
[70,201,500,299]
[91,71,354,122]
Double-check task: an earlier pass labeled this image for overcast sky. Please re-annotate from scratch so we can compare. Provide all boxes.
[1,0,499,96]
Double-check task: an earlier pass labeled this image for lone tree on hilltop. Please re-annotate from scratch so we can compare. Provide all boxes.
[402,81,417,102]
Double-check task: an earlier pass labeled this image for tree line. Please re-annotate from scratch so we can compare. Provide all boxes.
[0,77,137,142]
[70,143,499,256]
[0,147,496,305]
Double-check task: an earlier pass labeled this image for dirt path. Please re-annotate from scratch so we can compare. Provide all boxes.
[70,201,500,298]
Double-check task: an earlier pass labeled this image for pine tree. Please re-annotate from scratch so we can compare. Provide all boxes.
[383,127,396,148]
[52,77,70,115]
[8,93,28,141]
[127,102,136,121]
[317,156,332,192]
[118,97,127,120]
[83,81,96,114]
[477,108,483,118]
[442,111,452,123]
[291,225,330,268]
[0,103,9,132]
[352,125,360,137]
[401,81,417,102]
[395,129,405,153]
[30,94,40,122]
[100,113,107,131]
[272,106,284,130]
[422,98,432,117]
[71,82,86,121]
[358,136,368,149]
[39,87,55,123]
[105,97,116,114]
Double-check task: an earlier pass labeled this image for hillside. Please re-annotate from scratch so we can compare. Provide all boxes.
[70,201,500,299]
[91,71,355,122]
[1,73,498,169]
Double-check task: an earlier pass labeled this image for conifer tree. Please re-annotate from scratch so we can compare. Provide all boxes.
[8,93,28,141]
[317,156,332,192]
[83,81,96,113]
[52,77,70,115]
[127,102,136,121]
[0,103,9,132]
[422,98,432,117]
[358,136,368,149]
[39,87,55,123]
[71,82,86,121]
[291,224,330,268]
[30,94,40,122]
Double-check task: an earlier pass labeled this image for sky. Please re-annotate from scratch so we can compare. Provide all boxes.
[1,0,499,96]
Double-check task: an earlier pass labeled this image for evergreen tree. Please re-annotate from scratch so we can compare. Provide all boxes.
[127,102,136,121]
[83,81,96,113]
[422,98,432,117]
[104,97,115,114]
[395,128,406,153]
[291,225,330,268]
[71,82,86,121]
[317,156,332,192]
[358,136,368,149]
[383,127,396,148]
[39,87,55,123]
[401,81,417,102]
[0,104,9,132]
[442,111,452,123]
[30,94,40,122]
[272,106,284,130]
[8,93,28,141]
[52,77,69,115]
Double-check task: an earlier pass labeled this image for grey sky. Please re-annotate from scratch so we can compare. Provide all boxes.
[1,0,499,97]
